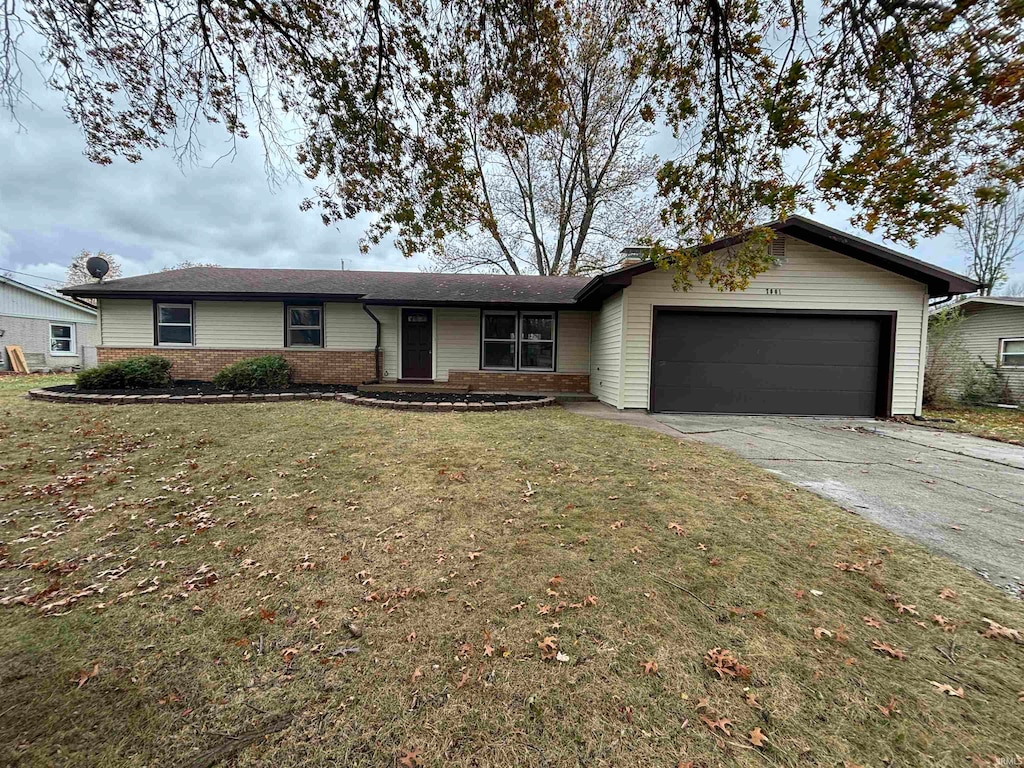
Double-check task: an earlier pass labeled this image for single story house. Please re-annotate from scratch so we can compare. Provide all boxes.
[60,216,976,416]
[941,296,1024,402]
[1,275,98,371]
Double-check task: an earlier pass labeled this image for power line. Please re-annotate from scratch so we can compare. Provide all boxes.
[0,267,61,284]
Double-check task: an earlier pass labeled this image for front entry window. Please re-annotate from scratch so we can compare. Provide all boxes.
[481,311,556,371]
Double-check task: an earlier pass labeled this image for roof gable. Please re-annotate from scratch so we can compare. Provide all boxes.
[574,216,978,303]
[1,275,97,316]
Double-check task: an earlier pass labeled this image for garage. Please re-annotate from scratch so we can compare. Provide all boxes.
[650,309,893,416]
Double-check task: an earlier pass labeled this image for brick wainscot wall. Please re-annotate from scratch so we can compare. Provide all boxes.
[447,370,589,392]
[97,348,380,385]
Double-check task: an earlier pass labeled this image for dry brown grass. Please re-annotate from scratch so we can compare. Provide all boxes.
[2,375,1023,767]
[920,405,1024,445]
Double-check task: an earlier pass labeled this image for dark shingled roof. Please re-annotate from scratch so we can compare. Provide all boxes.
[60,215,979,305]
[60,267,592,306]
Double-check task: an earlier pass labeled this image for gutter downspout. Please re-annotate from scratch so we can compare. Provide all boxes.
[362,304,382,383]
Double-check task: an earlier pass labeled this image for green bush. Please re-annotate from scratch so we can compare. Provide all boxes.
[212,355,290,391]
[960,357,1012,405]
[76,355,173,390]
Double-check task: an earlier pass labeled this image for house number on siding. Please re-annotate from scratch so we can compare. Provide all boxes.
[765,288,782,295]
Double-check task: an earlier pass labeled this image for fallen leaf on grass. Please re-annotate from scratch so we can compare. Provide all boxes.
[538,636,558,661]
[511,602,525,612]
[699,716,732,736]
[749,727,769,747]
[930,681,965,698]
[893,602,919,616]
[467,551,482,561]
[411,667,423,683]
[74,662,99,689]
[863,616,883,628]
[704,648,752,680]
[877,697,900,717]
[981,618,1021,642]
[813,627,832,640]
[282,647,300,663]
[642,659,658,675]
[742,691,761,709]
[668,522,686,535]
[610,520,625,530]
[938,588,959,601]
[398,747,421,767]
[871,641,906,660]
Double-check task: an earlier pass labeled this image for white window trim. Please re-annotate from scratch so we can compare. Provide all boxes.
[156,303,194,346]
[999,337,1024,368]
[49,323,76,356]
[519,311,556,372]
[481,310,519,371]
[286,305,324,348]
[481,310,557,372]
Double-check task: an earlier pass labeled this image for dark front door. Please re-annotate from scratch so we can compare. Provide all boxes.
[401,308,433,379]
[651,310,887,416]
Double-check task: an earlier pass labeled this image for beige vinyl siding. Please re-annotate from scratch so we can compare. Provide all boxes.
[365,306,400,380]
[325,302,377,349]
[557,311,591,374]
[98,299,153,346]
[435,308,480,381]
[589,293,623,407]
[194,301,281,347]
[620,236,929,414]
[958,304,1024,402]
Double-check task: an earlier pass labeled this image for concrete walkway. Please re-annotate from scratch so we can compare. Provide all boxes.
[563,402,1024,596]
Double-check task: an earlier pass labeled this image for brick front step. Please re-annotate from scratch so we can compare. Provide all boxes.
[447,370,589,393]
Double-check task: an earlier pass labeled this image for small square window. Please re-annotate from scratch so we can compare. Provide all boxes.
[49,323,75,355]
[286,305,323,347]
[1001,338,1024,367]
[156,303,193,346]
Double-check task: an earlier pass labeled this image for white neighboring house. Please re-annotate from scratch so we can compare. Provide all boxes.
[941,296,1024,403]
[1,275,98,371]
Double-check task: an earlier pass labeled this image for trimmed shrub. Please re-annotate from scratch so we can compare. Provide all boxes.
[76,355,173,390]
[212,355,291,391]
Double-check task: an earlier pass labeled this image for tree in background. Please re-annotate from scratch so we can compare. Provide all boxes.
[64,250,121,286]
[436,0,662,275]
[4,1,1024,287]
[162,261,221,271]
[957,188,1024,296]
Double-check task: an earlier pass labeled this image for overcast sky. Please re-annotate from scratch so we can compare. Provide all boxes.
[0,63,985,293]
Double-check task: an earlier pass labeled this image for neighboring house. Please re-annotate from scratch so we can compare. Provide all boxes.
[940,296,1024,402]
[60,216,976,416]
[1,275,98,372]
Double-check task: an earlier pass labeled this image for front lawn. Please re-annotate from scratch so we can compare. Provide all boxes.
[1,376,1022,767]
[921,405,1024,445]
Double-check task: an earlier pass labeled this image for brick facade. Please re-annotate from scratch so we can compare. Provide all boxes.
[447,370,589,393]
[97,347,380,385]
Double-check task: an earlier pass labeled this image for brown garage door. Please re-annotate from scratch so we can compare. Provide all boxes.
[651,310,891,416]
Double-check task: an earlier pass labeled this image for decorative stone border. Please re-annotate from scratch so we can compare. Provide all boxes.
[27,387,556,412]
[27,388,347,405]
[336,392,556,412]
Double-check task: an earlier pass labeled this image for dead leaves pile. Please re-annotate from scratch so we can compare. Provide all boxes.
[704,648,752,681]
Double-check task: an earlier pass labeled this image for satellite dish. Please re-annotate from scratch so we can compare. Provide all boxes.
[86,256,110,281]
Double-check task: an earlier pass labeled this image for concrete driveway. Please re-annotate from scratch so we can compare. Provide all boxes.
[565,403,1024,596]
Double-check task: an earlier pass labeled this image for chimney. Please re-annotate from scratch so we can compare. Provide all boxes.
[618,246,651,270]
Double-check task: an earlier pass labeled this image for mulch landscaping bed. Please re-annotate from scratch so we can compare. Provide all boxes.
[43,382,358,396]
[358,391,543,404]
